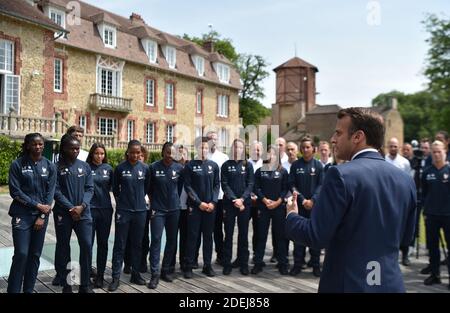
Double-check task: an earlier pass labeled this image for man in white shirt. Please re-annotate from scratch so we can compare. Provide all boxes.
[206,130,229,266]
[282,142,299,174]
[67,125,89,161]
[276,137,289,164]
[385,137,411,175]
[318,141,333,168]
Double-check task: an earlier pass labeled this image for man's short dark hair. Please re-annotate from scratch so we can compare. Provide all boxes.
[195,136,209,148]
[300,135,314,147]
[66,125,84,135]
[337,108,385,150]
[436,130,449,141]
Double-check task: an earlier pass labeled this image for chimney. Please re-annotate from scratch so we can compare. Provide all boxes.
[203,40,214,53]
[130,13,145,25]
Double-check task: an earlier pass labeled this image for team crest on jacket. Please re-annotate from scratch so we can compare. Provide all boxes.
[78,168,83,173]
[15,217,21,224]
[58,215,63,222]
[172,170,176,176]
[42,167,47,173]
[103,169,108,175]
[444,173,449,182]
[242,166,245,171]
[208,165,212,171]
[311,167,315,173]
[138,170,143,177]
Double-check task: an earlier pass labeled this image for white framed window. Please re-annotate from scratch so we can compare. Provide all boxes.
[142,39,157,63]
[102,25,116,48]
[48,7,66,38]
[0,39,14,73]
[215,63,230,83]
[79,115,86,129]
[166,83,174,109]
[196,90,202,114]
[98,117,117,136]
[146,79,155,106]
[166,124,174,142]
[96,56,124,98]
[54,58,63,92]
[195,126,202,139]
[127,120,134,142]
[219,127,229,148]
[2,74,20,114]
[97,68,121,97]
[192,55,204,76]
[146,122,155,143]
[164,45,176,69]
[217,94,229,118]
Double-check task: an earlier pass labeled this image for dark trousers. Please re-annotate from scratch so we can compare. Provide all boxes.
[186,206,216,269]
[90,207,113,276]
[254,206,288,266]
[170,209,188,272]
[150,210,180,275]
[223,202,251,268]
[124,210,150,272]
[111,210,146,278]
[425,214,450,276]
[54,213,92,287]
[213,200,224,260]
[7,215,48,293]
[251,204,258,257]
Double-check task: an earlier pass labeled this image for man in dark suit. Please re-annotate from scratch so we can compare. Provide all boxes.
[285,107,417,293]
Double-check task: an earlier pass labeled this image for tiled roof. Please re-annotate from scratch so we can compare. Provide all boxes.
[273,57,318,72]
[39,0,240,89]
[0,0,66,32]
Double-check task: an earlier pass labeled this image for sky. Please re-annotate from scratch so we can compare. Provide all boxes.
[83,0,449,108]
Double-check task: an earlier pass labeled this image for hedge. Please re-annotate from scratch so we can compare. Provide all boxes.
[0,135,22,185]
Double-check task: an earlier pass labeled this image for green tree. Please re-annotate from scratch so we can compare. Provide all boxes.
[182,30,238,63]
[371,90,440,142]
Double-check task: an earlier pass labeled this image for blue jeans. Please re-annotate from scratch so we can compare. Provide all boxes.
[149,210,180,275]
[7,215,48,293]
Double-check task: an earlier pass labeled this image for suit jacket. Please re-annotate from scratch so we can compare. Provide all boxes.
[286,151,417,292]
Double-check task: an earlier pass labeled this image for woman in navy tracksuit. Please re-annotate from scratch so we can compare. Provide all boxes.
[86,143,113,289]
[7,133,57,293]
[147,142,183,289]
[109,140,150,291]
[183,137,220,278]
[221,138,255,275]
[252,145,289,275]
[53,134,94,293]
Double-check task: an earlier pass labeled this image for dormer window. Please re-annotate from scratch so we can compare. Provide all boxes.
[47,6,66,38]
[214,63,230,84]
[192,55,205,76]
[142,39,157,63]
[101,24,116,48]
[164,45,176,69]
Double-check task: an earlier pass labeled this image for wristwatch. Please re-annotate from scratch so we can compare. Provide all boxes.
[40,213,46,219]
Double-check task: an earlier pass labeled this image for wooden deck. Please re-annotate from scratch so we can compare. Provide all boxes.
[0,194,448,293]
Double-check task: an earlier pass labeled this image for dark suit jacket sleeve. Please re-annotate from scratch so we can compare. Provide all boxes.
[312,162,324,203]
[401,185,417,248]
[286,166,347,249]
